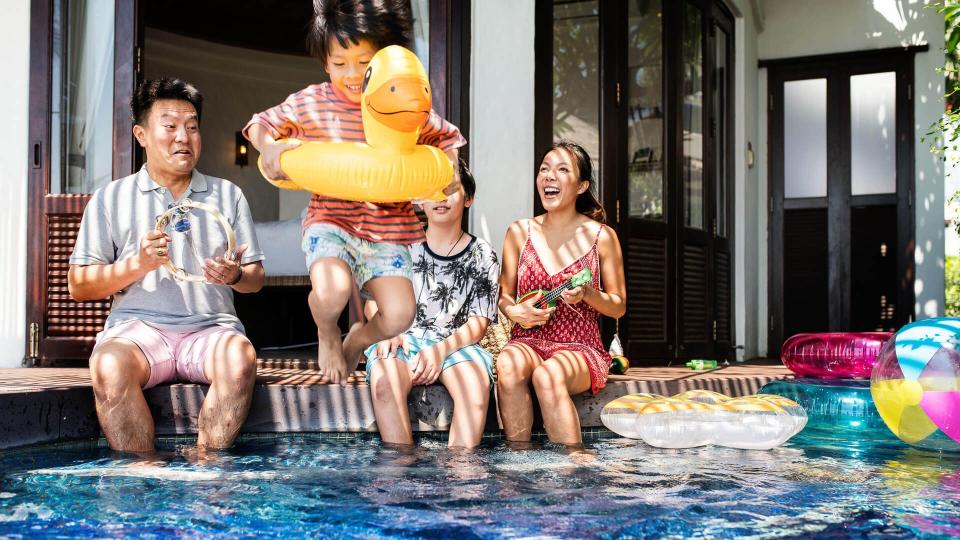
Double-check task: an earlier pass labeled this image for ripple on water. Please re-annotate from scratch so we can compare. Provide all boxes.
[0,434,958,538]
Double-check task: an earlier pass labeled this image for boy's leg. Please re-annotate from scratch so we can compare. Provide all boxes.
[494,342,543,442]
[531,351,592,446]
[369,356,415,445]
[439,359,491,448]
[342,276,415,374]
[309,257,354,383]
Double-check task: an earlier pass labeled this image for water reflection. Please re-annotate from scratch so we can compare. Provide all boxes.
[0,434,959,538]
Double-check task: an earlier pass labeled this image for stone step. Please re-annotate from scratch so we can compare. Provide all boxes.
[0,364,791,449]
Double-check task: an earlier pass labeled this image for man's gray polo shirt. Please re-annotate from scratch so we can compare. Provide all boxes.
[69,166,265,333]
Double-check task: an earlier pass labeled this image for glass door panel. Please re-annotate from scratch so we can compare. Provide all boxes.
[712,25,728,237]
[552,0,600,175]
[783,78,827,199]
[627,0,663,220]
[850,72,896,195]
[681,2,703,230]
[52,0,115,195]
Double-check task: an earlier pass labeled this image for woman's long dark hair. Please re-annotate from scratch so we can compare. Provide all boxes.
[538,140,606,223]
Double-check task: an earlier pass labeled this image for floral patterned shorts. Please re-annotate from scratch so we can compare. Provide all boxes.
[302,223,412,292]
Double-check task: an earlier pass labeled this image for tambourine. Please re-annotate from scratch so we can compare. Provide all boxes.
[154,199,235,283]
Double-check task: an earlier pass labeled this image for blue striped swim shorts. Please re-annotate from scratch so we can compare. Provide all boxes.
[364,333,494,383]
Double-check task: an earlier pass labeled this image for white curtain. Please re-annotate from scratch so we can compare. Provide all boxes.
[65,0,114,193]
[411,0,430,73]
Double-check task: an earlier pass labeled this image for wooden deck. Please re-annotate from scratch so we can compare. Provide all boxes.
[0,359,791,450]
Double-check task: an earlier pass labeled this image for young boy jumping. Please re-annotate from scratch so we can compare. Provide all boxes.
[243,0,465,384]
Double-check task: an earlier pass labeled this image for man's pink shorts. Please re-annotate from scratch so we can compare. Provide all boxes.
[94,320,249,389]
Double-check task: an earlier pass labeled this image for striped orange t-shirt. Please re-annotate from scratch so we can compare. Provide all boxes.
[243,82,466,244]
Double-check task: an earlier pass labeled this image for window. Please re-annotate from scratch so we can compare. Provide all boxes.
[51,0,115,194]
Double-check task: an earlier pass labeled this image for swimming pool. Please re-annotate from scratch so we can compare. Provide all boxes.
[1,432,958,538]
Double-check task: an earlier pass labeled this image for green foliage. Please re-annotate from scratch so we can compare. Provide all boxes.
[943,1,960,112]
[925,2,958,153]
[928,2,960,237]
[946,256,960,316]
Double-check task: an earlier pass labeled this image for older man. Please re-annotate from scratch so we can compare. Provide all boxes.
[68,78,265,453]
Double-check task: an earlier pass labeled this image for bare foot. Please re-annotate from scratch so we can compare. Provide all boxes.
[110,448,174,463]
[317,325,349,385]
[505,440,537,451]
[180,445,224,466]
[340,321,366,385]
[562,444,597,464]
[375,442,421,467]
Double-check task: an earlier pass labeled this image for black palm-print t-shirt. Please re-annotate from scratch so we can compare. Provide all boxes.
[409,235,500,340]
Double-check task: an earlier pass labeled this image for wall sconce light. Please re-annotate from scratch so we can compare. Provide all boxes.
[235,131,249,167]
[746,141,755,169]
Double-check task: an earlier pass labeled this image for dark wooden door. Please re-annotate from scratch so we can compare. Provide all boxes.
[673,0,712,359]
[618,0,672,362]
[766,49,919,352]
[25,0,141,365]
[707,6,734,355]
[535,0,734,364]
[624,0,735,362]
[671,1,734,360]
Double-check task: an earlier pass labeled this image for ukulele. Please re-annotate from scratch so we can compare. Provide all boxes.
[515,267,592,329]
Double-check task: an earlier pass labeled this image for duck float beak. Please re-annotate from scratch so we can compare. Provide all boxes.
[365,77,431,132]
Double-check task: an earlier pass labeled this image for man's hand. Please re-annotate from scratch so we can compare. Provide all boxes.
[204,244,248,286]
[259,139,301,181]
[410,343,444,385]
[138,230,170,271]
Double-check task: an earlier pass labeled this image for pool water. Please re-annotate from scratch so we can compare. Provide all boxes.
[1,432,959,539]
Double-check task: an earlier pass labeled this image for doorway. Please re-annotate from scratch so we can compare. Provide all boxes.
[765,49,920,351]
[25,0,469,364]
[535,0,735,364]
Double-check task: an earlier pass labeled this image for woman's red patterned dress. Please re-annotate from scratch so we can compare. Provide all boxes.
[508,220,612,394]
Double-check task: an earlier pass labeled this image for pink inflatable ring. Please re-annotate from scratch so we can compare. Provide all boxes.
[781,332,893,379]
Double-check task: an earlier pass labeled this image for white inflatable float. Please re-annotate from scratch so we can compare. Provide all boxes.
[600,389,808,450]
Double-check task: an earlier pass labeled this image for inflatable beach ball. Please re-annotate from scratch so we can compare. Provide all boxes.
[871,318,960,452]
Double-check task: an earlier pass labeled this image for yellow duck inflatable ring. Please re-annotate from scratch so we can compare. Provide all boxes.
[258,45,453,202]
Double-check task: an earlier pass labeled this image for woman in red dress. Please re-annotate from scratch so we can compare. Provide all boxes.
[496,141,627,446]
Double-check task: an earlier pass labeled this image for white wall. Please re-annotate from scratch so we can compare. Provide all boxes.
[759,0,946,322]
[144,29,316,222]
[0,0,29,368]
[469,0,536,254]
[728,0,764,359]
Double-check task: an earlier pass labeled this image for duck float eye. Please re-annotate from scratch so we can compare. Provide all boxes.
[362,67,372,93]
[258,45,452,202]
